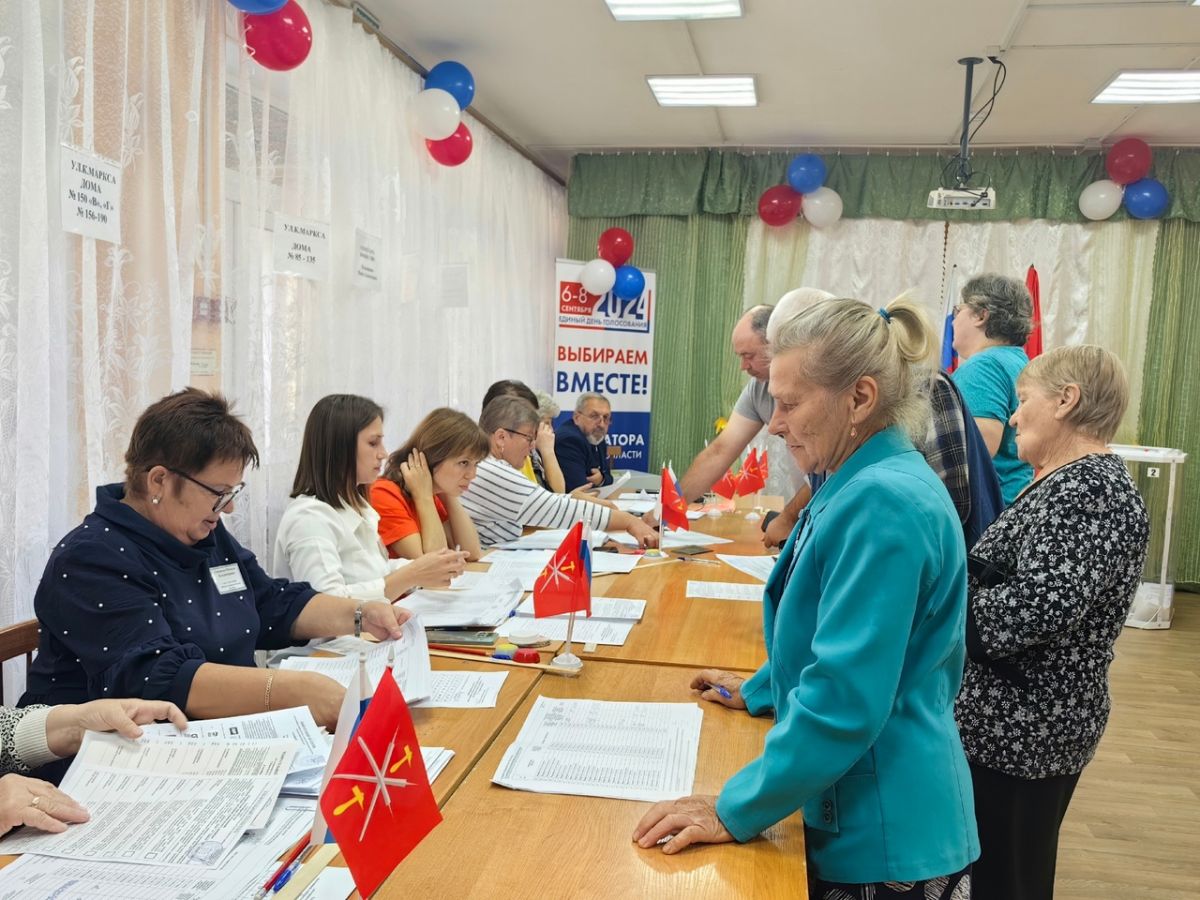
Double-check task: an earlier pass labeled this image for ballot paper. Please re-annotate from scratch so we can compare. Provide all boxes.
[411,670,509,708]
[0,732,297,868]
[0,797,318,900]
[497,616,634,647]
[398,578,523,627]
[280,617,432,702]
[613,495,656,514]
[595,470,632,499]
[685,580,764,602]
[447,570,492,590]
[607,528,733,548]
[495,528,609,551]
[140,707,328,775]
[492,697,702,802]
[715,553,778,583]
[481,549,640,590]
[515,595,645,621]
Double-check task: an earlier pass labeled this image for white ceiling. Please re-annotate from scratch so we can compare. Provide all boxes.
[359,0,1200,179]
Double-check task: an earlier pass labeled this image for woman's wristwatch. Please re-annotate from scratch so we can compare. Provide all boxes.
[354,601,364,638]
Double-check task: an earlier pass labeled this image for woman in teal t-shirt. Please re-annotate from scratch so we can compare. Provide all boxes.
[952,273,1035,506]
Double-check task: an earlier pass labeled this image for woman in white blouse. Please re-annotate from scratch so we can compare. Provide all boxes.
[274,395,467,601]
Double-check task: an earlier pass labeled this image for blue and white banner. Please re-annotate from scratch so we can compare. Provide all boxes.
[553,259,656,471]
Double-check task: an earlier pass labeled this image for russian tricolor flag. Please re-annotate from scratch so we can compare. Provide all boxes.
[941,264,959,373]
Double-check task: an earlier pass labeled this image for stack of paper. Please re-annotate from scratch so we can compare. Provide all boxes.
[480,549,641,590]
[607,528,733,549]
[685,580,764,602]
[421,746,455,782]
[715,554,778,582]
[492,697,702,802]
[495,528,609,551]
[399,578,523,627]
[0,797,318,899]
[497,616,633,646]
[514,596,645,621]
[280,618,433,702]
[0,733,297,868]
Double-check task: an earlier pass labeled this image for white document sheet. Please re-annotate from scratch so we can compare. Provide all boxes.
[411,671,509,708]
[607,528,733,548]
[0,733,297,867]
[515,596,645,621]
[595,470,632,499]
[422,746,455,783]
[141,707,328,775]
[715,554,778,583]
[0,797,318,900]
[447,570,492,590]
[497,616,634,646]
[492,697,702,802]
[494,528,609,550]
[296,865,357,900]
[613,496,656,514]
[398,578,523,627]
[685,580,764,602]
[280,617,432,702]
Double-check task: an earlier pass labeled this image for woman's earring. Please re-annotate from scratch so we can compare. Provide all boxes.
[152,496,161,505]
[850,426,858,439]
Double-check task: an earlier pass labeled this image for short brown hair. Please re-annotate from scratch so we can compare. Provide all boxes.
[1019,345,1129,443]
[290,394,384,510]
[480,395,539,436]
[124,388,259,498]
[382,408,488,491]
[481,380,537,416]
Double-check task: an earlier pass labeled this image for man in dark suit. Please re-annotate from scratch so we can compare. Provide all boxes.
[555,392,613,492]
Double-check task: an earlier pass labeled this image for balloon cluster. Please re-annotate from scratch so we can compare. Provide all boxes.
[412,61,476,167]
[579,229,645,300]
[1078,138,1170,221]
[236,0,313,72]
[757,154,843,229]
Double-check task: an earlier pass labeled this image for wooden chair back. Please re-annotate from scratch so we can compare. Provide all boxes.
[0,619,39,701]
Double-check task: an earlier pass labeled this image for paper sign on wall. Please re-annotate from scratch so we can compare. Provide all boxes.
[60,145,121,244]
[354,229,382,287]
[272,212,330,281]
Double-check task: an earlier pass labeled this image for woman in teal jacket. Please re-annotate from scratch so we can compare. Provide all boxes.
[635,296,979,898]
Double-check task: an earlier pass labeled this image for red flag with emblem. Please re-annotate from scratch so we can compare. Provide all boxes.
[736,448,766,496]
[1024,264,1043,360]
[660,465,690,531]
[760,450,770,480]
[712,467,738,500]
[532,521,592,617]
[318,671,442,898]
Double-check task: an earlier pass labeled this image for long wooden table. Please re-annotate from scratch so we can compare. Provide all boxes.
[381,660,807,898]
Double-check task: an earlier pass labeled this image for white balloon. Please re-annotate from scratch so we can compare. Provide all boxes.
[1078,179,1123,221]
[580,258,616,296]
[802,187,844,228]
[411,88,461,140]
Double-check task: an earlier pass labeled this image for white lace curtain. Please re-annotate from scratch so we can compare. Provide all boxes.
[0,0,566,701]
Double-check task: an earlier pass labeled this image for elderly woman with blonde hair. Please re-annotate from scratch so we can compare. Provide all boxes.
[634,296,978,898]
[955,345,1148,900]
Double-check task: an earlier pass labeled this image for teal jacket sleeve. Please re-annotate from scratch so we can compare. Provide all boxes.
[715,477,940,842]
[739,662,773,716]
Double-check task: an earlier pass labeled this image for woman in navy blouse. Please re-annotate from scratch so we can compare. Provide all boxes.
[21,389,410,730]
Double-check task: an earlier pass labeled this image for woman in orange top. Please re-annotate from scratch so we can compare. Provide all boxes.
[371,408,488,561]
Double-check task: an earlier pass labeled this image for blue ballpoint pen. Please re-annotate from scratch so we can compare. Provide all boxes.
[702,681,733,700]
[272,860,302,893]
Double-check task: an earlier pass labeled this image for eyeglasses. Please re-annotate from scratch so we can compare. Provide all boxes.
[581,411,612,424]
[167,468,245,513]
[503,428,537,444]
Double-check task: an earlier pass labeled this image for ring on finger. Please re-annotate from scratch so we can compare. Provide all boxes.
[29,795,41,808]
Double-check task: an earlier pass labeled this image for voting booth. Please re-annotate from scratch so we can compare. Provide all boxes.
[1111,444,1188,630]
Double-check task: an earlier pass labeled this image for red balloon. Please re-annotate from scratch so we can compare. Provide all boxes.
[242,1,312,72]
[426,122,473,167]
[1106,138,1152,186]
[597,228,634,267]
[757,185,802,227]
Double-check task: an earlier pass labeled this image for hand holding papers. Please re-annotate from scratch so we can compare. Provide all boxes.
[281,617,433,702]
[0,732,297,867]
[492,698,702,802]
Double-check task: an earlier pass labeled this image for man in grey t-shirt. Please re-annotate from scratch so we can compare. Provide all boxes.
[673,305,809,548]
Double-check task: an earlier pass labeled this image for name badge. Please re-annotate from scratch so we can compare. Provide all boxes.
[210,563,248,594]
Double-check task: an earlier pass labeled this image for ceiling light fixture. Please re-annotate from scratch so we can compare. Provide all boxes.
[1093,71,1200,103]
[605,0,742,22]
[647,75,756,107]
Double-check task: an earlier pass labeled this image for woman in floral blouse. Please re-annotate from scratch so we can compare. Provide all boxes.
[955,345,1149,900]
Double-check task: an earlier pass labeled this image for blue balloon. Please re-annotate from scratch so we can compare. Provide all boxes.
[613,265,645,301]
[786,154,827,194]
[425,61,475,111]
[228,0,288,13]
[1123,177,1169,219]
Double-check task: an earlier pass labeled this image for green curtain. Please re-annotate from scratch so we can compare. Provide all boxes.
[1138,218,1200,586]
[569,150,1200,223]
[566,215,748,473]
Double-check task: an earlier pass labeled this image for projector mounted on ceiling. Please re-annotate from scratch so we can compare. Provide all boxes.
[929,56,1007,211]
